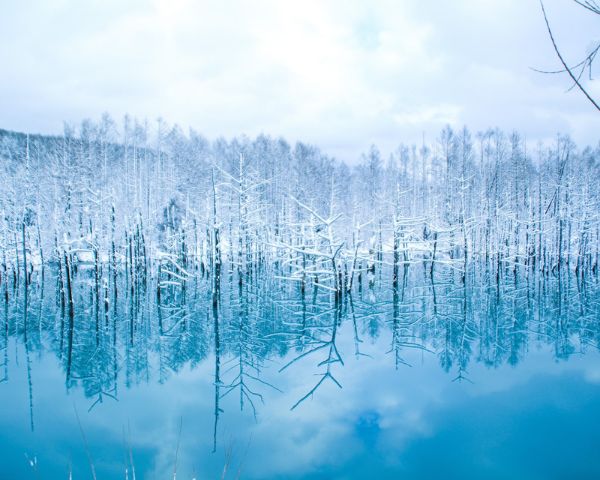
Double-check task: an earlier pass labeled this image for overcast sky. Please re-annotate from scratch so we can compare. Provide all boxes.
[1,0,598,162]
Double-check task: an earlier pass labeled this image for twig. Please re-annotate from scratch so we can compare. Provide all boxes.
[540,0,600,111]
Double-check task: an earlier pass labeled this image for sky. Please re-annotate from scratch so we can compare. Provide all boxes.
[1,0,599,162]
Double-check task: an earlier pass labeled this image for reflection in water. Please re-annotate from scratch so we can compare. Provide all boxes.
[1,260,599,478]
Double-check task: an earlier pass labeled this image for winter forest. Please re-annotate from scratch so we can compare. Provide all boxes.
[2,116,599,289]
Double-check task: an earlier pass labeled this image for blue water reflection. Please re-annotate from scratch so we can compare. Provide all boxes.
[1,265,599,479]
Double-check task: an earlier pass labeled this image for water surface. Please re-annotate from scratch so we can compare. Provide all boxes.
[1,265,599,479]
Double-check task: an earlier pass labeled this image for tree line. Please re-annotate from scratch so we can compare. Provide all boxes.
[0,115,599,301]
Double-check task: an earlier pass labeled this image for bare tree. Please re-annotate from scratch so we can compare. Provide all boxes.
[538,0,600,110]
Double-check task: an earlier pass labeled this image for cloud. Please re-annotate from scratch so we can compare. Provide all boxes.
[0,0,598,163]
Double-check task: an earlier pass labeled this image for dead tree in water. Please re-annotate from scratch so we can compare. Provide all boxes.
[211,169,222,309]
[64,250,75,382]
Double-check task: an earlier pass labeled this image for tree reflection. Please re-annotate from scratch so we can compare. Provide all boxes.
[1,261,599,450]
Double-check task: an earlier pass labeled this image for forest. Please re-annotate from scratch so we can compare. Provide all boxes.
[1,115,599,297]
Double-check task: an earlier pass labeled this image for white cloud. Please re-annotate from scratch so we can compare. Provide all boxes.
[0,0,598,163]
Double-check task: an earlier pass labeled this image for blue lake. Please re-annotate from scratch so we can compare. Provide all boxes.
[1,266,599,479]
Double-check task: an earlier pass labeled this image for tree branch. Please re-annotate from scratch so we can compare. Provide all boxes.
[540,0,600,111]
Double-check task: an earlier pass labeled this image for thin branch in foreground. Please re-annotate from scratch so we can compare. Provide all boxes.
[540,0,600,111]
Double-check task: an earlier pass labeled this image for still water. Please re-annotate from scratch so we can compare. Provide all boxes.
[1,265,599,479]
